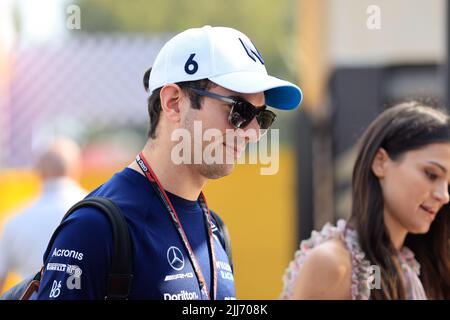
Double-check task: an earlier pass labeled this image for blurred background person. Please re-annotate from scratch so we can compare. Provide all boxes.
[0,137,87,292]
[281,102,450,300]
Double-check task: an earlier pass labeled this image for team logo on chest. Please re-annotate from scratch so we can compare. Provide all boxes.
[167,246,185,271]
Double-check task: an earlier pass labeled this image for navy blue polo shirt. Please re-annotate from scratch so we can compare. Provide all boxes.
[31,167,236,300]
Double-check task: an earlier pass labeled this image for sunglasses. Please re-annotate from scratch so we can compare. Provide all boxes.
[190,88,277,130]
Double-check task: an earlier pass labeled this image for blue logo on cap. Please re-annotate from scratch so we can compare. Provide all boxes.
[239,38,264,65]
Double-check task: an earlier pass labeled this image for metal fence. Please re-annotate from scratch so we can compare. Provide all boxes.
[1,34,169,167]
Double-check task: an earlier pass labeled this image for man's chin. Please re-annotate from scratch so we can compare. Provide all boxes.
[196,163,236,179]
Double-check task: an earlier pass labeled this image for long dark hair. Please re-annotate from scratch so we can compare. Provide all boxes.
[349,101,450,299]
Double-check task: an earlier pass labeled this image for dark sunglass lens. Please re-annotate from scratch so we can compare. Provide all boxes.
[236,101,256,117]
[230,101,254,128]
[256,111,276,129]
[229,111,248,128]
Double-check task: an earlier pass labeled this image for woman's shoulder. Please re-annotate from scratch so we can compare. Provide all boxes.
[309,238,352,268]
[281,219,372,300]
[291,237,353,299]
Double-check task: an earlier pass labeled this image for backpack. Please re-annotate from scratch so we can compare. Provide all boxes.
[0,196,233,300]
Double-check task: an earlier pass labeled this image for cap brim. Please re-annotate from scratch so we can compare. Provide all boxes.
[209,72,302,110]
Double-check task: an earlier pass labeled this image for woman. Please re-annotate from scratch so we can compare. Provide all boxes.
[281,101,450,299]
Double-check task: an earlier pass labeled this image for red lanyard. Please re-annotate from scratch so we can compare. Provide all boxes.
[135,152,217,300]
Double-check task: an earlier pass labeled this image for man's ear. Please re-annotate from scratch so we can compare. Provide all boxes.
[371,148,390,178]
[160,84,184,123]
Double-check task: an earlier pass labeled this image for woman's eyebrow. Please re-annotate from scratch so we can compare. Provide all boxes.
[428,161,448,174]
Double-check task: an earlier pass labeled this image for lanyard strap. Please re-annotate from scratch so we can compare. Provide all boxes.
[135,153,217,300]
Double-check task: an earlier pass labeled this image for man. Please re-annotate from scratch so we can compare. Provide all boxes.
[0,137,87,293]
[33,25,302,300]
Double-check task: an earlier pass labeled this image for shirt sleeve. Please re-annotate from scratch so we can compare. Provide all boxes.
[32,207,113,300]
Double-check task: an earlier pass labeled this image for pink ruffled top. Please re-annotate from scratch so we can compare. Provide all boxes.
[280,219,427,300]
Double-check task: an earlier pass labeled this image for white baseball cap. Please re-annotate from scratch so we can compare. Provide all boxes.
[149,25,302,110]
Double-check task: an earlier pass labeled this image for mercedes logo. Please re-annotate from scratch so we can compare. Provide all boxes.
[167,246,185,271]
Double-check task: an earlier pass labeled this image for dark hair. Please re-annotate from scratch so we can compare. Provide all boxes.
[349,101,450,299]
[143,68,216,139]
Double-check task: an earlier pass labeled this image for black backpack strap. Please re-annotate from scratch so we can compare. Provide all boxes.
[59,197,133,300]
[210,211,234,272]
